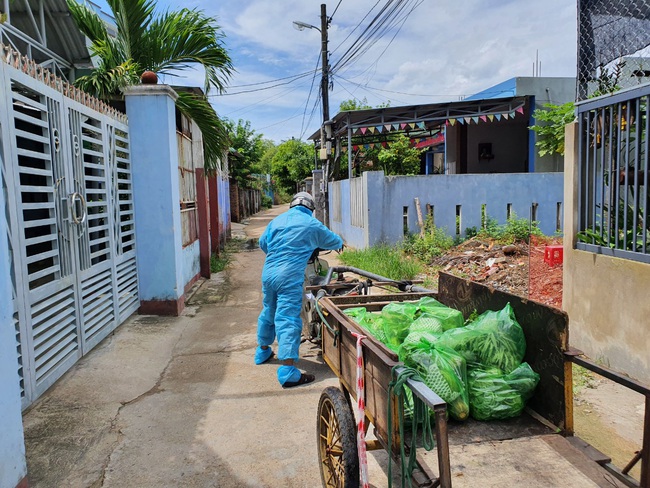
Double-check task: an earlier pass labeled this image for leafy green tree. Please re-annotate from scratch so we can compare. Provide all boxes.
[376,134,422,175]
[257,141,278,176]
[530,102,576,157]
[271,139,314,193]
[339,97,390,111]
[225,119,265,186]
[339,97,372,111]
[66,0,233,173]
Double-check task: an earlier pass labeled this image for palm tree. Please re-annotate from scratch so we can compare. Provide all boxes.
[66,0,233,173]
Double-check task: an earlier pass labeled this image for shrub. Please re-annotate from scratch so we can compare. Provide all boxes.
[261,194,273,208]
[402,218,454,263]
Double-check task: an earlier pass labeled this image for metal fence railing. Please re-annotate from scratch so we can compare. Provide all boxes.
[578,0,650,100]
[576,83,650,263]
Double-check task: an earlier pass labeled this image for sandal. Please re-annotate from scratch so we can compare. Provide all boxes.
[282,373,315,388]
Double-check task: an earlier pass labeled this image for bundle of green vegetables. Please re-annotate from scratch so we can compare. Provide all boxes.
[343,300,538,422]
[343,307,389,344]
[437,303,526,373]
[467,362,540,420]
[398,340,470,420]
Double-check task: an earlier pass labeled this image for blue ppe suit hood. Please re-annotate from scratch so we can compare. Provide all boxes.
[257,205,343,381]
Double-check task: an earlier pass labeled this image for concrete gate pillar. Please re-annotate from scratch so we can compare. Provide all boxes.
[0,156,28,487]
[124,85,185,315]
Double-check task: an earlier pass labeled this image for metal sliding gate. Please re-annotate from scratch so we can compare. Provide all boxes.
[0,47,139,408]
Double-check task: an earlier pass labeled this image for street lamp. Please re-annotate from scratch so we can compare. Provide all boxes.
[292,20,318,32]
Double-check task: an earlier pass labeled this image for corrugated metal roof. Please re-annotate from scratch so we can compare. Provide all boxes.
[3,0,97,66]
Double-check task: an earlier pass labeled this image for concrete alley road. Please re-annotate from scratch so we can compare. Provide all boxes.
[22,205,399,488]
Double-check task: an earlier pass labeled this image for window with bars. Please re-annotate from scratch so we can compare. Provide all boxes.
[177,114,198,247]
[576,85,650,263]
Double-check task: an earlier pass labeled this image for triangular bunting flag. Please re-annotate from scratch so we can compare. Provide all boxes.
[409,123,416,129]
[472,116,479,124]
[364,144,370,149]
[488,114,494,122]
[480,115,487,122]
[503,113,510,120]
[353,145,359,151]
[375,126,383,133]
[369,143,375,149]
[417,122,426,129]
[385,124,392,131]
[368,127,376,134]
[510,111,516,118]
[495,114,502,121]
[393,124,400,131]
[464,117,472,124]
[456,118,463,125]
[516,106,524,115]
[360,127,367,135]
[400,123,407,129]
[382,141,387,148]
[342,146,347,152]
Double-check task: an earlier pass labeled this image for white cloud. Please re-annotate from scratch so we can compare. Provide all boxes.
[121,0,579,142]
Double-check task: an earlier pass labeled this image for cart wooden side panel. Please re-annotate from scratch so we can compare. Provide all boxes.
[320,298,400,452]
[437,272,569,430]
[320,293,438,454]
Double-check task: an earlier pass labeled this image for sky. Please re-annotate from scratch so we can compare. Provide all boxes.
[92,0,578,144]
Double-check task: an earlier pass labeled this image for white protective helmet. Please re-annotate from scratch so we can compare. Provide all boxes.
[289,191,315,211]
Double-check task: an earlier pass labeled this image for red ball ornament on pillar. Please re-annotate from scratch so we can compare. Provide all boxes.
[140,71,158,84]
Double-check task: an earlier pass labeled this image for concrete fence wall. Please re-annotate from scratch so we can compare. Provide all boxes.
[329,170,564,248]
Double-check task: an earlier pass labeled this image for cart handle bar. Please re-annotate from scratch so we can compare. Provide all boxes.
[394,366,447,412]
[323,266,433,293]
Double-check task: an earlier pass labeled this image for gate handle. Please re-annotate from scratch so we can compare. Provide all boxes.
[70,192,87,225]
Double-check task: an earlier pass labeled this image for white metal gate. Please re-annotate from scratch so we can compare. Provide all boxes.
[0,47,139,408]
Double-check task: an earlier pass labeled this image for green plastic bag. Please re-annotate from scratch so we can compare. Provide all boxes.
[409,314,444,335]
[399,341,470,421]
[437,303,526,373]
[468,362,540,420]
[381,302,418,349]
[343,307,367,321]
[344,308,391,345]
[416,297,464,331]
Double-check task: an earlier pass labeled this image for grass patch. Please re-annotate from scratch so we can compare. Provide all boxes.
[573,363,598,395]
[210,253,230,273]
[210,237,248,273]
[339,244,422,280]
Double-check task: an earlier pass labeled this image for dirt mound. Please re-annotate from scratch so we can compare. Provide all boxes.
[431,237,563,309]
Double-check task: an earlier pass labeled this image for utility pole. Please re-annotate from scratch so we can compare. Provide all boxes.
[319,3,331,227]
[320,3,329,125]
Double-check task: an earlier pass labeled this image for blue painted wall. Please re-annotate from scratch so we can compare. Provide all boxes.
[331,171,564,248]
[0,161,27,487]
[182,240,200,288]
[125,86,184,302]
[328,178,365,248]
[218,175,231,238]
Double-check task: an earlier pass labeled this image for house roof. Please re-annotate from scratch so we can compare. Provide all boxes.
[308,95,528,142]
[4,0,95,67]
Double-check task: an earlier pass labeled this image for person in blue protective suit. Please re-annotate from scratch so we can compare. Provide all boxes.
[255,191,343,387]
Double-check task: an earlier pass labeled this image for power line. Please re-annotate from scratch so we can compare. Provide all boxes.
[226,70,317,88]
[333,0,422,75]
[336,0,422,81]
[211,70,317,96]
[330,0,343,20]
[300,53,324,139]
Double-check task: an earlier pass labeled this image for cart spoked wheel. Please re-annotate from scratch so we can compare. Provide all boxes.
[317,386,360,488]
